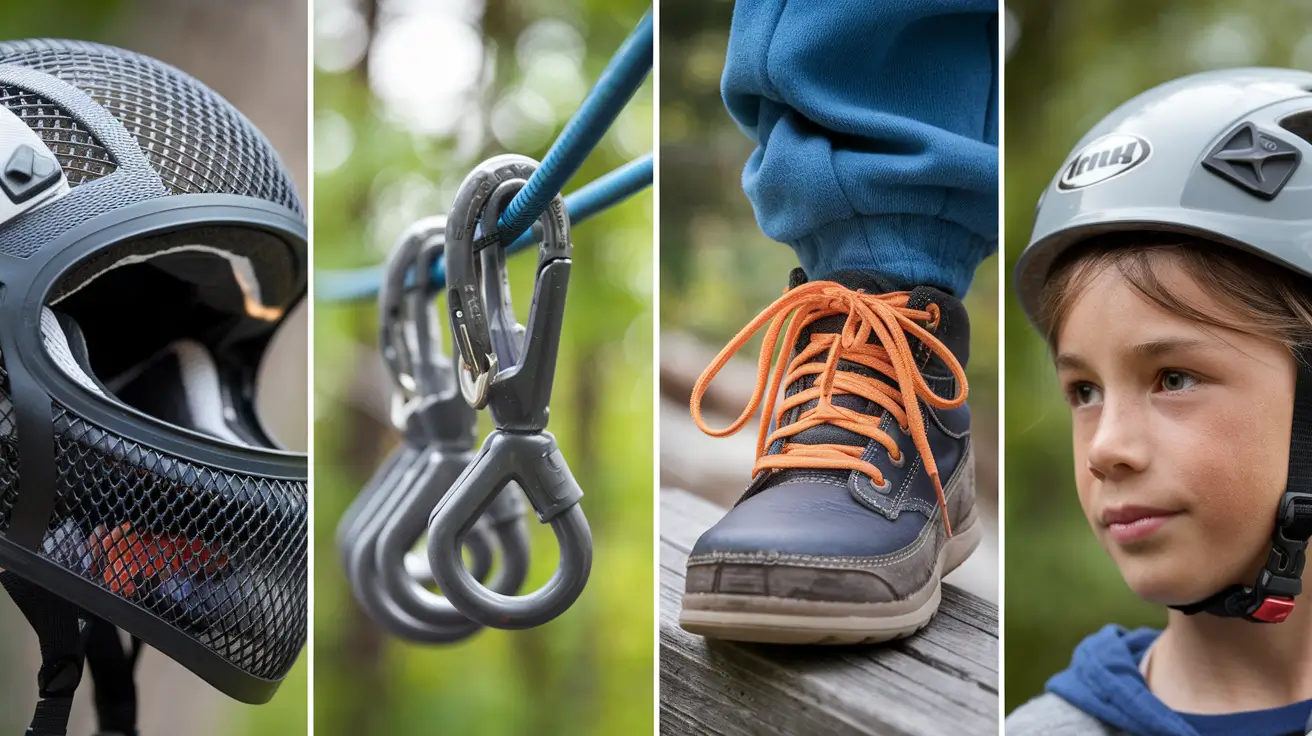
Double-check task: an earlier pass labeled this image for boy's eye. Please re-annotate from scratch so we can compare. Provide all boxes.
[1158,370,1199,393]
[1065,381,1102,407]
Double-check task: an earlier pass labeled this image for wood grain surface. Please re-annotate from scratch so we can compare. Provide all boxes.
[659,488,998,736]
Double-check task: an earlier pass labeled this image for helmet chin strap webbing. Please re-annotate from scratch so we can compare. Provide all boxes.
[2,572,140,736]
[1172,346,1312,623]
[85,618,141,735]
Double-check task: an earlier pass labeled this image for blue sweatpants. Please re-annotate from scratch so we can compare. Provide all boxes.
[722,0,999,297]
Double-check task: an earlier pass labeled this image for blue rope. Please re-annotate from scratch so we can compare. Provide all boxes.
[316,153,652,302]
[495,10,653,245]
[502,152,653,254]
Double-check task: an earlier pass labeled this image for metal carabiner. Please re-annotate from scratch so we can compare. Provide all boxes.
[379,216,453,410]
[373,452,530,635]
[431,154,592,629]
[369,229,531,636]
[345,222,492,641]
[338,217,514,642]
[345,441,491,642]
[338,216,451,576]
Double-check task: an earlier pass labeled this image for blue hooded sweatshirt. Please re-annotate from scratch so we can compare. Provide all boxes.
[1045,624,1312,736]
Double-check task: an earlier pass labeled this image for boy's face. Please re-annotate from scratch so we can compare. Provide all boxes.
[1054,259,1296,606]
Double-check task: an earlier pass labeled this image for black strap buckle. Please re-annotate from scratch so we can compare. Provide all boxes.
[1250,491,1312,619]
[2,572,140,736]
[1171,492,1312,623]
[1174,346,1312,624]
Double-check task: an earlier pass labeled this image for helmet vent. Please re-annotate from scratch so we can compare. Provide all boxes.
[1203,122,1302,200]
[1279,110,1312,148]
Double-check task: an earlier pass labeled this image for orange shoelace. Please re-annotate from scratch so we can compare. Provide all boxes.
[689,281,969,535]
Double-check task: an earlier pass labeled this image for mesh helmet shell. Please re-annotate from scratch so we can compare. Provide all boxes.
[0,40,306,704]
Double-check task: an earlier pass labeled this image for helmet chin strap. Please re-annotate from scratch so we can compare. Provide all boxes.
[1171,346,1312,623]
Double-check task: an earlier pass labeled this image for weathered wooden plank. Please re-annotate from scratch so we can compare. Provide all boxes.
[660,488,999,736]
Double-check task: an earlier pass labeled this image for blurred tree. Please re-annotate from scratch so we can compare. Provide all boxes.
[1003,0,1312,713]
[313,0,653,734]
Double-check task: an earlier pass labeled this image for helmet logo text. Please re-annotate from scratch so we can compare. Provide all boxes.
[1058,134,1152,191]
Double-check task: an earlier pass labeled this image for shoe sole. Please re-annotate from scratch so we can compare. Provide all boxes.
[677,517,982,645]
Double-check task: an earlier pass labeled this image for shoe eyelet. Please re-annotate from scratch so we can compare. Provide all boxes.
[890,451,906,468]
[872,477,892,493]
[926,302,941,330]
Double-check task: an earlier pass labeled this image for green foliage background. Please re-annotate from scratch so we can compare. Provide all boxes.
[0,2,308,734]
[312,1,654,734]
[1004,0,1312,713]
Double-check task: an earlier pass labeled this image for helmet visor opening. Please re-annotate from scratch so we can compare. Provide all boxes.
[40,225,303,448]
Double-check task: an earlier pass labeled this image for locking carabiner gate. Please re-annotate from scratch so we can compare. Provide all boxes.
[431,154,592,629]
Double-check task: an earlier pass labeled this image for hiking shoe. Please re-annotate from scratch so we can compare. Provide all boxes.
[678,268,981,644]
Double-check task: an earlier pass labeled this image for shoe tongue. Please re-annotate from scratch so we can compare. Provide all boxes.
[772,271,912,460]
[819,269,900,294]
[793,269,903,354]
[760,271,943,490]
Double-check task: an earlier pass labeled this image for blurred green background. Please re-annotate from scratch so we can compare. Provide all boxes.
[658,0,998,600]
[1004,0,1312,713]
[0,2,309,734]
[312,0,653,734]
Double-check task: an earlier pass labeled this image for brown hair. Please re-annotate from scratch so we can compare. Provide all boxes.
[1035,233,1312,352]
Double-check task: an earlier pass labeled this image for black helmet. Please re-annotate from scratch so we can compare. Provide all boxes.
[0,39,307,733]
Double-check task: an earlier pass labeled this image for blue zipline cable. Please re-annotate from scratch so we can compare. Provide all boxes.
[316,152,652,302]
[496,10,653,245]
